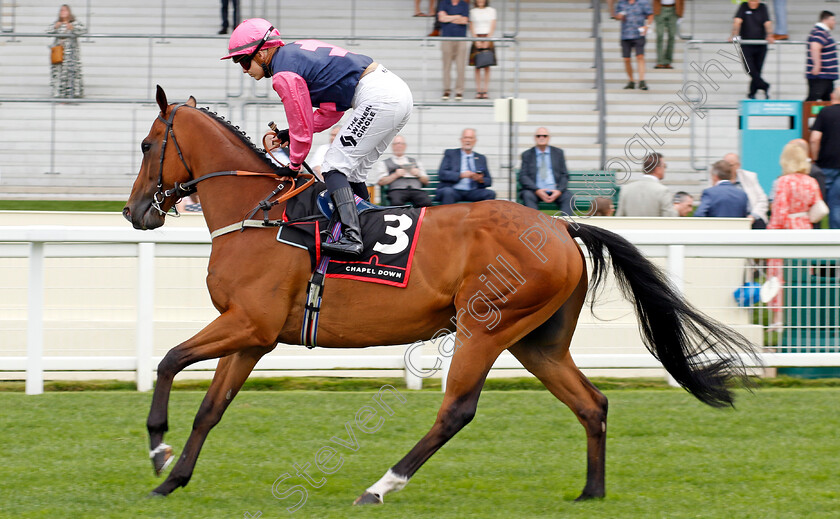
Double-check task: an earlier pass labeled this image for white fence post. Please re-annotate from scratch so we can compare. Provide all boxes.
[665,244,686,388]
[136,242,155,392]
[26,241,45,395]
[403,343,423,390]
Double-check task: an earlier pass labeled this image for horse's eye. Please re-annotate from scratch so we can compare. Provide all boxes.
[141,142,151,153]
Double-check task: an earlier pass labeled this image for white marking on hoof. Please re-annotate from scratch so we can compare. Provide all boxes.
[149,443,174,473]
[365,469,409,502]
[149,443,172,459]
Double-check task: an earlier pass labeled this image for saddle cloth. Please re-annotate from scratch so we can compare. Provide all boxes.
[278,185,426,288]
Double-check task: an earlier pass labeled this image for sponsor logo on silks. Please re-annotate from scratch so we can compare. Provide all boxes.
[342,105,377,145]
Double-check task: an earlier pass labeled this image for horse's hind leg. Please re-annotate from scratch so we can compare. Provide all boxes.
[147,309,274,476]
[354,332,504,505]
[508,274,609,501]
[150,347,268,496]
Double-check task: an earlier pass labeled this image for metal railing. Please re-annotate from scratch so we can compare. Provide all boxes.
[683,38,810,171]
[591,0,607,169]
[1,30,520,199]
[3,226,840,394]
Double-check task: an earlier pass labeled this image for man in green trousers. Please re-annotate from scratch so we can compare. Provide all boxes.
[653,0,684,69]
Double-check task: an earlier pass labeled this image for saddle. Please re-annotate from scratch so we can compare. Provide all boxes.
[276,182,427,348]
[279,183,426,288]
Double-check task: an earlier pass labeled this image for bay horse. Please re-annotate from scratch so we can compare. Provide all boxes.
[124,86,755,504]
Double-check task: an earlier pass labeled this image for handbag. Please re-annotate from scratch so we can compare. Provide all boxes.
[474,49,496,69]
[50,45,64,65]
[808,198,830,224]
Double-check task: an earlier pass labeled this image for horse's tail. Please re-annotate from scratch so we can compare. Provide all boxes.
[567,222,757,408]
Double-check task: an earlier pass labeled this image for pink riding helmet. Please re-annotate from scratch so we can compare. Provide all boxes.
[220,18,284,61]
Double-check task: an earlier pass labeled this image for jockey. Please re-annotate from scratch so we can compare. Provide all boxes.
[222,18,414,257]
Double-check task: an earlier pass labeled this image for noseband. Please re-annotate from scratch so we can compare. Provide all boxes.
[151,103,195,217]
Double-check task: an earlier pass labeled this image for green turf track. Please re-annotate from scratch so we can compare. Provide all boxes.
[2,388,838,519]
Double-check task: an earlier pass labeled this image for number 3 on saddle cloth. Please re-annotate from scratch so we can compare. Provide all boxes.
[277,189,426,347]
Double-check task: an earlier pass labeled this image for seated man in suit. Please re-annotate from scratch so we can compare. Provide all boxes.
[518,127,573,215]
[694,160,751,218]
[673,191,695,216]
[435,128,495,204]
[616,152,678,216]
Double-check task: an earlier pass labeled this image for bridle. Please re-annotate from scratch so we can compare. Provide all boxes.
[151,103,194,217]
[148,103,316,220]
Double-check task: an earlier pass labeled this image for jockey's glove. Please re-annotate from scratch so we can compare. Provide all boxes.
[274,128,290,146]
[277,163,300,178]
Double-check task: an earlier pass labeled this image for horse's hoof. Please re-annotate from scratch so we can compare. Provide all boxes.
[574,491,605,501]
[353,491,383,505]
[147,490,168,499]
[149,443,174,476]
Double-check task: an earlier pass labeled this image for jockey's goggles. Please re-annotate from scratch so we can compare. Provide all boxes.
[232,26,274,71]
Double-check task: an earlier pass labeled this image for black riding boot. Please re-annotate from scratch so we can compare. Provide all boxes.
[322,186,364,257]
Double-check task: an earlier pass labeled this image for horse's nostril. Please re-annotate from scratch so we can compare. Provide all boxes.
[122,207,131,220]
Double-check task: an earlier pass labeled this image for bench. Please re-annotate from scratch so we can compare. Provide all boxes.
[518,169,620,214]
[380,169,619,212]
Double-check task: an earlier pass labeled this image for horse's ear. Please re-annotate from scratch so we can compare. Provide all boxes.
[186,96,197,108]
[156,85,168,114]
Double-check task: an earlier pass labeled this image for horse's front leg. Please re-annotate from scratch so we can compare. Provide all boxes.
[146,309,277,477]
[150,347,269,496]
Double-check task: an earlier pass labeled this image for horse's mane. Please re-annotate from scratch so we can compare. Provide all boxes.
[192,106,283,173]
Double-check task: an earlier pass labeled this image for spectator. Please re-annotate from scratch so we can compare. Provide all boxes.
[805,10,838,102]
[772,0,787,40]
[415,0,436,16]
[673,191,695,216]
[311,125,341,176]
[469,0,497,99]
[616,152,678,216]
[219,0,239,34]
[438,0,470,101]
[808,86,840,228]
[593,197,615,216]
[791,138,827,213]
[436,128,495,204]
[723,152,769,228]
[518,127,572,215]
[47,4,86,99]
[766,141,826,328]
[730,1,775,99]
[374,135,433,207]
[694,160,751,218]
[616,0,653,90]
[175,193,202,213]
[653,0,683,69]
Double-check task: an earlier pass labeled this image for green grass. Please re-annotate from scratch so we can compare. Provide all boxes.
[3,375,840,393]
[0,200,126,212]
[1,388,838,518]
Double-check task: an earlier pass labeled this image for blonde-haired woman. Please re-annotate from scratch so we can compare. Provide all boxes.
[766,141,825,328]
[47,4,86,98]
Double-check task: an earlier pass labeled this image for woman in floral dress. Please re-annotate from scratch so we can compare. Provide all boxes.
[766,141,825,327]
[47,4,86,98]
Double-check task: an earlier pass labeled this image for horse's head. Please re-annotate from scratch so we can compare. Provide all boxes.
[123,86,197,230]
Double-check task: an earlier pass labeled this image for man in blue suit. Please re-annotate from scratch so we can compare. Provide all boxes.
[694,160,751,218]
[435,128,496,204]
[518,127,573,215]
